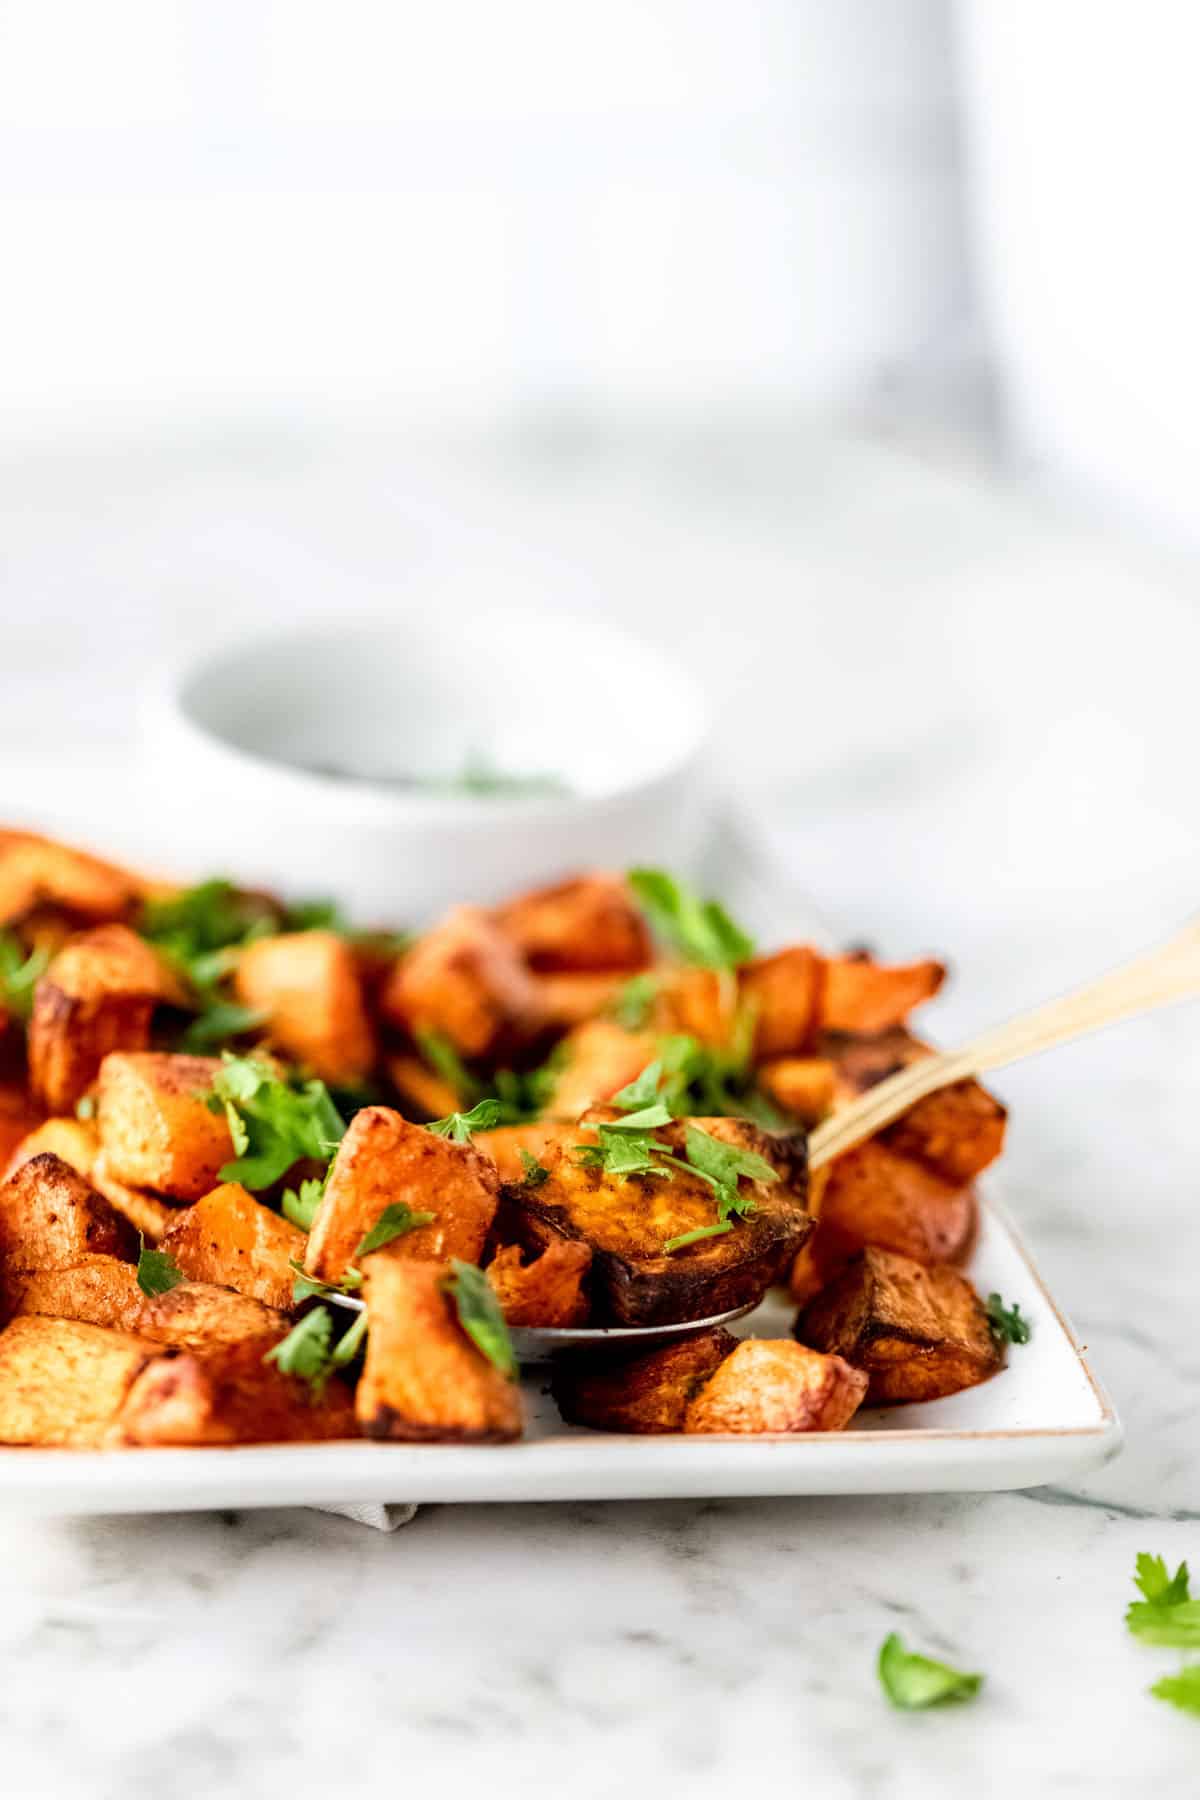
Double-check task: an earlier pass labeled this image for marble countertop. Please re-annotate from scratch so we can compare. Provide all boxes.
[1,423,1198,1796]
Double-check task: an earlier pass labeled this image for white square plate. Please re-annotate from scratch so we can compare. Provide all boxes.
[0,1186,1119,1515]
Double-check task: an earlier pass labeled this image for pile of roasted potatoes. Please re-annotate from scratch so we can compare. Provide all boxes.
[0,831,1015,1449]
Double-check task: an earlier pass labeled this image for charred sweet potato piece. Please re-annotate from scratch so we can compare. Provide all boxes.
[797,1246,1003,1403]
[0,833,143,928]
[486,1240,591,1327]
[90,1150,177,1243]
[683,1338,866,1433]
[96,1052,234,1200]
[474,1121,566,1184]
[4,1115,98,1183]
[112,1339,357,1445]
[233,930,376,1085]
[493,873,652,973]
[820,953,945,1035]
[758,1057,836,1124]
[160,1182,304,1309]
[544,1020,658,1119]
[0,1315,159,1445]
[5,1255,287,1349]
[809,1139,976,1274]
[502,1117,811,1325]
[305,1106,499,1284]
[823,1028,1006,1185]
[740,947,822,1058]
[551,1327,737,1432]
[29,924,188,1112]
[0,1153,135,1274]
[356,1254,522,1443]
[381,906,543,1058]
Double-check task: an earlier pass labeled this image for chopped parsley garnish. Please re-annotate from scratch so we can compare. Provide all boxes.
[264,1303,365,1396]
[180,1000,269,1053]
[877,1633,983,1710]
[426,1098,503,1144]
[1151,1665,1200,1717]
[281,1175,327,1231]
[442,1260,518,1380]
[610,971,660,1030]
[627,869,754,969]
[135,1237,185,1298]
[75,1094,97,1121]
[1127,1553,1200,1645]
[518,1149,550,1187]
[287,1256,362,1304]
[0,931,50,1022]
[355,1201,435,1257]
[984,1294,1031,1346]
[415,1032,560,1125]
[415,1027,481,1103]
[204,1053,346,1190]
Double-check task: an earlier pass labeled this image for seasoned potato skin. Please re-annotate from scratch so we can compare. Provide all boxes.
[501,1117,811,1325]
[0,1315,158,1445]
[740,947,822,1058]
[234,930,376,1086]
[305,1106,499,1284]
[474,1122,569,1184]
[4,1115,97,1183]
[356,1254,522,1443]
[486,1240,591,1327]
[29,925,188,1112]
[96,1052,234,1200]
[820,953,945,1035]
[758,1057,836,1124]
[823,1028,1006,1184]
[683,1338,867,1434]
[815,1139,977,1270]
[112,1339,358,1445]
[544,1020,658,1119]
[493,873,651,973]
[5,1256,288,1351]
[385,1053,462,1121]
[797,1246,1003,1404]
[0,833,143,928]
[90,1150,178,1244]
[551,1327,738,1433]
[161,1182,305,1310]
[381,905,543,1058]
[0,1152,136,1277]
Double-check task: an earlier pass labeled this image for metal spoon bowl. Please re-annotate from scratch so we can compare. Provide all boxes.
[323,1288,757,1363]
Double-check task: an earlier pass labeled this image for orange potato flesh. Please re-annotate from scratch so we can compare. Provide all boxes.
[486,1240,591,1327]
[493,873,651,973]
[160,1182,305,1310]
[381,905,543,1058]
[683,1338,867,1434]
[234,930,376,1085]
[96,1052,233,1200]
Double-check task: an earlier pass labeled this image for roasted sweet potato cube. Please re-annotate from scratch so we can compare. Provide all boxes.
[486,1240,592,1326]
[0,833,143,928]
[0,1085,46,1171]
[0,1152,135,1273]
[160,1182,305,1309]
[112,1339,357,1445]
[503,1117,811,1325]
[96,1052,234,1199]
[356,1255,522,1443]
[474,1121,568,1184]
[29,924,188,1112]
[550,1327,737,1432]
[381,905,543,1058]
[652,965,736,1046]
[820,953,945,1035]
[758,1057,836,1124]
[305,1106,499,1284]
[740,947,821,1057]
[817,1139,976,1268]
[5,1116,98,1183]
[493,873,651,972]
[683,1338,867,1433]
[90,1150,178,1243]
[531,972,629,1030]
[0,1315,158,1445]
[543,1020,658,1119]
[5,1254,288,1351]
[233,930,376,1085]
[797,1247,1003,1403]
[823,1028,1006,1185]
[385,1052,462,1121]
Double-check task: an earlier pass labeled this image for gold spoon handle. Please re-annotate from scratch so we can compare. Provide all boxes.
[808,919,1200,1171]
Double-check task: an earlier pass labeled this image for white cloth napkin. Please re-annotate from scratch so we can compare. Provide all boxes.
[312,1502,418,1531]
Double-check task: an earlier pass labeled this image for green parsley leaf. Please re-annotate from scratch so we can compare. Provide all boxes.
[628,869,755,969]
[1136,1553,1192,1606]
[415,1027,482,1103]
[1127,1601,1200,1647]
[985,1293,1031,1346]
[135,1236,185,1298]
[442,1259,518,1380]
[683,1124,778,1194]
[611,1060,665,1111]
[1151,1665,1200,1717]
[573,1125,672,1180]
[877,1633,983,1710]
[604,1101,674,1132]
[0,931,50,1022]
[287,1256,362,1304]
[283,897,350,933]
[610,971,660,1030]
[518,1149,550,1187]
[661,1221,734,1253]
[140,878,275,966]
[205,1053,346,1190]
[265,1306,334,1392]
[75,1094,97,1121]
[355,1201,435,1257]
[281,1176,327,1231]
[426,1098,503,1144]
[329,1307,368,1368]
[180,1000,268,1053]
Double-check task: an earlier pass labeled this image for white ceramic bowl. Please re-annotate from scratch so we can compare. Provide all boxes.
[141,611,710,923]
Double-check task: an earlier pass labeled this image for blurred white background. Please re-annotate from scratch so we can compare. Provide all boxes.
[0,0,1197,987]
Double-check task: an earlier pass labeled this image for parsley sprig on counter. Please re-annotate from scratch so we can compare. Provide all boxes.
[877,1633,983,1710]
[1126,1552,1200,1718]
[204,1053,346,1190]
